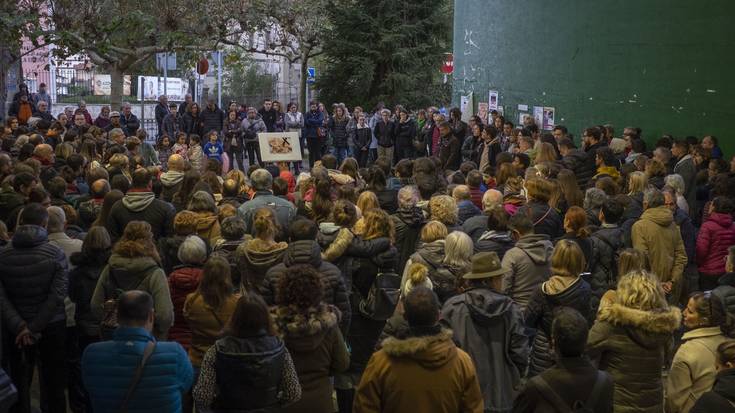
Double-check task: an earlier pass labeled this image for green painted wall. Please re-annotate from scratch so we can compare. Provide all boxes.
[452,0,735,155]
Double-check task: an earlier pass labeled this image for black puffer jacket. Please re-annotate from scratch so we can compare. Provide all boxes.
[0,225,68,334]
[474,230,515,259]
[524,276,593,377]
[200,105,225,135]
[517,201,563,240]
[590,226,624,311]
[328,116,349,147]
[158,235,187,275]
[262,240,350,330]
[561,148,594,188]
[106,192,176,241]
[690,368,735,413]
[69,249,110,337]
[392,207,426,275]
[394,119,416,148]
[463,214,489,243]
[373,120,395,147]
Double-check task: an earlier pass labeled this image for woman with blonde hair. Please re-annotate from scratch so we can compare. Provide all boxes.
[401,221,448,288]
[525,240,593,376]
[518,177,563,239]
[534,142,558,165]
[664,174,689,214]
[588,270,681,413]
[235,207,288,293]
[429,194,460,232]
[91,221,174,339]
[645,158,667,189]
[378,262,433,345]
[353,190,380,234]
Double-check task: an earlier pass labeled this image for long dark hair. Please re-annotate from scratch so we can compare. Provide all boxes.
[310,167,333,223]
[224,293,274,337]
[92,190,124,227]
[173,170,201,206]
[197,256,234,310]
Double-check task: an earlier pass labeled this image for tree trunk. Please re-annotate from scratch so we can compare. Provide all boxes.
[110,65,124,111]
[299,52,309,113]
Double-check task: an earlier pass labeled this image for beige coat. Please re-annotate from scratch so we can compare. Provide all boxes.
[631,206,687,300]
[665,326,728,413]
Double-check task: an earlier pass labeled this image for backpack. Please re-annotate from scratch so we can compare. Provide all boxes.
[359,271,401,321]
[531,370,609,413]
[100,268,153,339]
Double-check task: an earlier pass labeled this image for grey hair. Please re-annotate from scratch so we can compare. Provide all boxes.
[443,231,473,270]
[583,188,608,210]
[188,190,217,213]
[220,216,247,240]
[250,168,273,191]
[643,188,665,208]
[397,185,419,209]
[109,128,125,140]
[177,235,208,265]
[381,109,391,116]
[664,174,685,196]
[482,189,503,211]
[46,206,66,233]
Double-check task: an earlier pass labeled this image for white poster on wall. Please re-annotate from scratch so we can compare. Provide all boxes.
[137,76,189,101]
[460,92,473,123]
[258,132,303,162]
[93,74,132,96]
[533,106,544,127]
[488,90,499,110]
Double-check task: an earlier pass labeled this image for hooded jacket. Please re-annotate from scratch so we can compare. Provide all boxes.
[90,254,174,339]
[69,249,110,337]
[167,266,203,350]
[0,225,68,334]
[697,212,735,276]
[193,211,221,245]
[262,240,351,330]
[272,305,349,413]
[587,303,681,413]
[500,233,554,310]
[690,368,735,413]
[524,276,593,377]
[463,213,490,243]
[474,230,515,259]
[392,207,426,275]
[354,327,484,413]
[236,238,288,293]
[666,326,728,413]
[631,206,687,300]
[160,170,185,202]
[441,288,529,412]
[107,190,176,240]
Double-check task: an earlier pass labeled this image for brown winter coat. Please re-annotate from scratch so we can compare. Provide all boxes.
[182,292,238,367]
[194,211,221,245]
[631,206,688,302]
[587,303,681,413]
[272,304,349,413]
[235,238,288,293]
[354,328,484,413]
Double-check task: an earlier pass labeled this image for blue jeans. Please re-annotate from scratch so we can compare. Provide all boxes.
[335,147,348,165]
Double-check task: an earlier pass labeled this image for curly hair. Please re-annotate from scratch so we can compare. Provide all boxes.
[113,221,160,264]
[362,209,396,243]
[173,210,199,235]
[615,270,668,312]
[276,265,324,310]
[429,195,458,226]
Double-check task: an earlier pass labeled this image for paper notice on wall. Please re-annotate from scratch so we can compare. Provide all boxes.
[488,90,499,110]
[477,102,489,124]
[542,107,555,130]
[497,105,504,116]
[460,92,473,123]
[93,74,132,96]
[517,104,529,111]
[533,106,544,127]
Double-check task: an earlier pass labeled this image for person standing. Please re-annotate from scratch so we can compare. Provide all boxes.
[162,102,183,140]
[285,102,305,172]
[394,108,416,163]
[0,203,69,413]
[441,252,528,413]
[259,98,278,132]
[82,291,193,412]
[223,109,244,171]
[240,107,267,167]
[672,140,697,212]
[155,95,170,138]
[689,340,735,413]
[120,103,140,137]
[514,308,614,413]
[373,109,395,164]
[304,101,325,169]
[354,287,484,413]
[696,197,735,291]
[438,121,461,172]
[201,97,225,136]
[353,113,372,168]
[33,82,52,112]
[329,105,350,165]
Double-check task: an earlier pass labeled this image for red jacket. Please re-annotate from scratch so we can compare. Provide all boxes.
[167,266,203,350]
[696,212,735,275]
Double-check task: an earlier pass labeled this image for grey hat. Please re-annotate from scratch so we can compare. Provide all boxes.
[463,251,509,279]
[110,111,120,117]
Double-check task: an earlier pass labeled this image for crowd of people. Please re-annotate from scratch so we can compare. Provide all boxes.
[2,86,735,413]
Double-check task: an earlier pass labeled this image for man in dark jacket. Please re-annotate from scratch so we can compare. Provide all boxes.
[258,99,278,132]
[0,203,69,413]
[304,102,325,168]
[394,109,417,162]
[392,186,426,275]
[201,97,225,136]
[155,95,170,138]
[559,138,594,188]
[0,171,37,223]
[438,121,461,172]
[106,168,175,240]
[589,199,624,312]
[262,219,350,331]
[514,307,614,413]
[162,102,183,139]
[441,251,529,413]
[120,103,140,137]
[373,109,395,164]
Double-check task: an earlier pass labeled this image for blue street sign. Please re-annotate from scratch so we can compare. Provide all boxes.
[307,67,316,84]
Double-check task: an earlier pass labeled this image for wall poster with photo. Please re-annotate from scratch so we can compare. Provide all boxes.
[258,132,303,162]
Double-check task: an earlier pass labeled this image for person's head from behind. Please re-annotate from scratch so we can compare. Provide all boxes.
[253,207,280,240]
[131,167,152,190]
[226,293,274,337]
[331,200,357,228]
[600,198,623,225]
[276,265,324,309]
[429,195,458,226]
[643,188,665,210]
[19,202,49,228]
[117,290,155,330]
[615,270,667,311]
[250,168,273,192]
[198,256,234,309]
[563,206,589,238]
[618,248,649,279]
[289,217,318,241]
[397,185,419,210]
[420,220,448,243]
[321,154,337,170]
[551,240,586,278]
[221,216,246,241]
[551,307,589,358]
[177,235,208,266]
[508,212,534,240]
[46,206,66,234]
[716,340,735,372]
[114,221,159,262]
[403,287,440,329]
